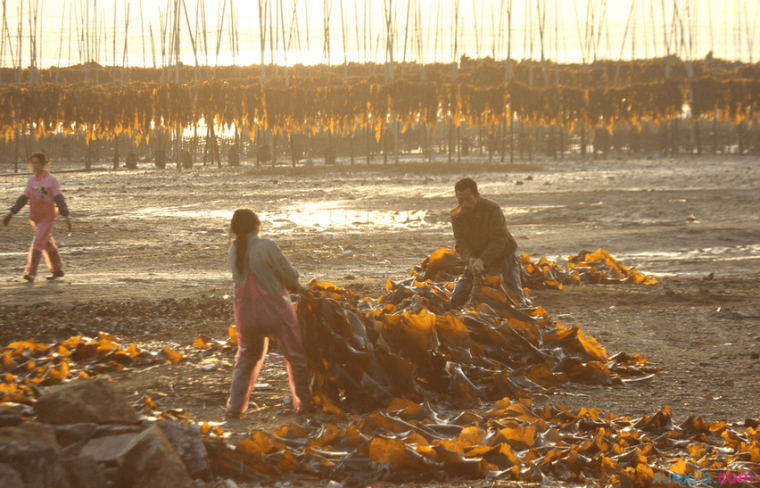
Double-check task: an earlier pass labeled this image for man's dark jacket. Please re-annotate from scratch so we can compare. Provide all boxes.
[450,197,518,265]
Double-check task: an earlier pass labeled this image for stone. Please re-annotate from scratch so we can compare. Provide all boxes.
[79,433,138,464]
[156,421,213,481]
[0,421,61,453]
[34,379,138,425]
[214,481,239,488]
[117,425,193,488]
[52,424,98,448]
[55,302,75,311]
[0,408,23,428]
[0,422,67,488]
[63,456,108,488]
[102,467,119,484]
[53,423,143,448]
[0,463,24,488]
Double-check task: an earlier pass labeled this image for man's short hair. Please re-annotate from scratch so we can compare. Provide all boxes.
[455,178,478,195]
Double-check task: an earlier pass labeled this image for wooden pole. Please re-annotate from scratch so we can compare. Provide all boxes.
[159,8,166,82]
[200,0,210,77]
[290,131,296,167]
[416,0,423,79]
[213,0,227,79]
[149,23,157,68]
[27,0,36,86]
[365,123,370,164]
[120,2,130,87]
[181,0,201,79]
[452,0,458,79]
[505,0,512,80]
[278,0,288,85]
[0,0,10,86]
[353,0,360,64]
[174,0,181,171]
[258,0,267,83]
[113,0,117,82]
[0,0,5,86]
[614,0,636,86]
[16,1,21,84]
[340,0,348,80]
[433,0,440,63]
[269,0,275,76]
[537,0,549,86]
[471,0,479,59]
[114,134,120,169]
[230,0,236,71]
[35,0,42,85]
[401,0,411,76]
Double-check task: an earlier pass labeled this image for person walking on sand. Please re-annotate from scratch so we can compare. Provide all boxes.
[3,152,72,282]
[449,177,528,309]
[226,209,313,417]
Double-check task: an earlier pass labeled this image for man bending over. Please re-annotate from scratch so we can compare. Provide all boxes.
[449,177,528,308]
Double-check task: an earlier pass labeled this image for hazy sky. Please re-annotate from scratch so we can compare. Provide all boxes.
[0,0,755,68]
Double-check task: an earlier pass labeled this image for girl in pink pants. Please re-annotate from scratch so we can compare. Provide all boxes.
[226,209,313,417]
[3,152,71,282]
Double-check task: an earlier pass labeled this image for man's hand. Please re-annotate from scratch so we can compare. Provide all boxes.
[469,258,485,274]
[2,212,12,227]
[64,216,72,232]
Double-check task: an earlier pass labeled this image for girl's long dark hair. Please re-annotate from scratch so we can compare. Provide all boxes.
[230,209,261,275]
[28,152,50,170]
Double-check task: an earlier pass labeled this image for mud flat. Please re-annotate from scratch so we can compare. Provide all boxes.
[1,156,759,477]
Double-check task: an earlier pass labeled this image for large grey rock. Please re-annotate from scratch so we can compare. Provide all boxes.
[157,421,213,481]
[34,379,138,425]
[79,433,138,464]
[53,423,97,448]
[54,423,144,448]
[0,463,24,488]
[0,408,22,428]
[0,422,61,453]
[116,424,194,488]
[63,456,108,488]
[0,422,68,488]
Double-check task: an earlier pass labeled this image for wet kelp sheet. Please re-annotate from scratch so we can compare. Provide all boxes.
[299,248,657,413]
[210,398,760,486]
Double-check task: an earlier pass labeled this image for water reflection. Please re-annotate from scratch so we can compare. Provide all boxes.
[132,203,433,233]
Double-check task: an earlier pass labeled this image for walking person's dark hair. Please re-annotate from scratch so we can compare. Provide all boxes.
[230,209,261,275]
[455,177,478,194]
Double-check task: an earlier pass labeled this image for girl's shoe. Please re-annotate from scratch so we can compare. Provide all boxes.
[23,274,34,282]
[47,271,65,280]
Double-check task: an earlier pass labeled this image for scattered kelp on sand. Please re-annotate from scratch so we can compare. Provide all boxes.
[1,248,657,415]
[411,247,658,291]
[208,397,760,486]
[296,249,658,413]
[0,333,187,405]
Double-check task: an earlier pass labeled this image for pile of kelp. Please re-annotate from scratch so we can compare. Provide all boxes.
[412,247,658,290]
[297,248,658,414]
[208,397,760,486]
[0,332,186,405]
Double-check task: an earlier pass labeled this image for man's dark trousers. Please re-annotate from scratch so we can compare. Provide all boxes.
[449,252,524,308]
